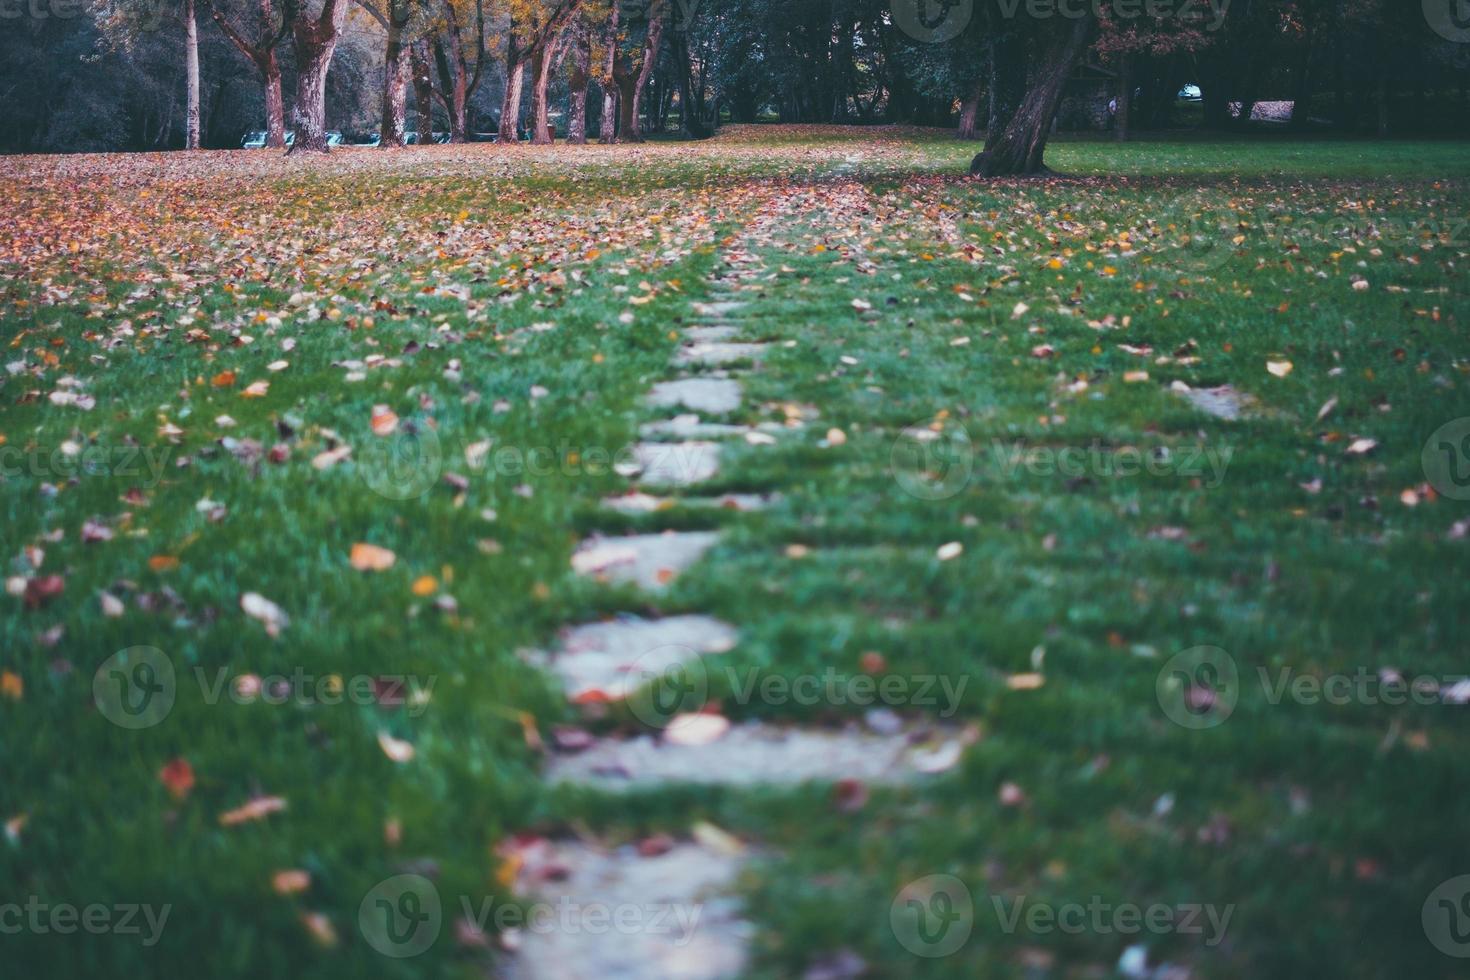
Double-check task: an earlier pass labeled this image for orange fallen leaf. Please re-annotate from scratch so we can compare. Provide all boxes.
[211,370,236,388]
[148,555,179,572]
[350,543,396,572]
[272,869,311,895]
[410,575,438,596]
[0,670,22,701]
[219,795,286,826]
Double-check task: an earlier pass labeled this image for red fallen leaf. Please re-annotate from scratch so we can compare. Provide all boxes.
[159,758,195,801]
[832,777,869,813]
[23,575,64,609]
[211,370,236,388]
[637,833,676,857]
[858,650,887,674]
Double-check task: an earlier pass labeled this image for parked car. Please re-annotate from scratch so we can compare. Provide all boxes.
[355,133,382,147]
[1178,84,1203,102]
[240,130,341,148]
[403,132,452,145]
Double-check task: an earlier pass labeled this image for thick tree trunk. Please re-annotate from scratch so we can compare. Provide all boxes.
[672,32,708,138]
[184,0,201,149]
[971,16,1095,177]
[598,0,620,142]
[1115,55,1132,142]
[530,43,557,144]
[380,3,408,147]
[288,0,347,154]
[957,74,985,140]
[263,60,286,148]
[1288,31,1314,132]
[567,26,590,144]
[411,41,434,143]
[499,57,526,141]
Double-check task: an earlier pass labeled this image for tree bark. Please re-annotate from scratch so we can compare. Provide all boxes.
[672,30,708,138]
[287,0,349,154]
[184,0,201,149]
[500,58,526,141]
[379,0,409,146]
[212,0,287,148]
[986,26,1025,138]
[970,15,1095,178]
[566,22,590,144]
[598,0,620,142]
[956,74,985,140]
[620,10,663,142]
[411,40,434,142]
[263,62,285,147]
[1115,54,1132,142]
[530,41,557,143]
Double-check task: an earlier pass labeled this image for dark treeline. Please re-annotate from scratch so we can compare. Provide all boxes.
[0,0,1466,172]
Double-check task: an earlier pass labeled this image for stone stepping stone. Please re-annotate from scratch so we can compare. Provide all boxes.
[601,492,776,514]
[692,300,747,318]
[496,839,751,980]
[639,415,751,440]
[540,614,738,703]
[546,721,965,788]
[1170,381,1257,420]
[626,441,721,487]
[570,531,720,592]
[647,378,743,415]
[675,342,768,367]
[684,326,740,343]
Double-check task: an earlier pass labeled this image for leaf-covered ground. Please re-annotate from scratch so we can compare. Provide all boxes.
[2,127,1469,979]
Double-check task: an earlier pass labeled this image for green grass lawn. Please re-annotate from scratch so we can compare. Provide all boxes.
[2,128,1469,979]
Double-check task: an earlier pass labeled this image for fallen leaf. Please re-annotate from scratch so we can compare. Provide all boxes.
[273,869,311,895]
[158,758,195,800]
[377,730,416,763]
[1267,360,1293,378]
[350,543,396,571]
[218,795,287,826]
[663,713,730,747]
[240,591,289,636]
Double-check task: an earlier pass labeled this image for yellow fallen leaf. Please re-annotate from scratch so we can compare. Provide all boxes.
[411,575,438,596]
[0,670,22,700]
[1266,360,1293,378]
[1006,673,1046,691]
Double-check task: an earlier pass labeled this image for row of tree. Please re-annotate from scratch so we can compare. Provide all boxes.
[1,0,1465,172]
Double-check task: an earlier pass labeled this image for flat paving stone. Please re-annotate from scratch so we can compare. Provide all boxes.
[497,840,750,980]
[1171,381,1257,420]
[544,615,739,703]
[601,492,776,514]
[628,441,721,487]
[570,531,720,592]
[647,378,743,415]
[692,300,747,317]
[675,342,768,367]
[640,415,751,440]
[546,720,965,788]
[684,326,740,342]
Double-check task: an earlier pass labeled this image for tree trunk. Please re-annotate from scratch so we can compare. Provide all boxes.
[499,59,526,141]
[621,12,663,143]
[184,0,201,149]
[1115,54,1132,142]
[957,74,984,140]
[263,58,286,148]
[971,16,1095,178]
[380,2,408,147]
[411,41,434,143]
[673,32,708,138]
[598,0,620,142]
[530,42,558,144]
[567,26,590,144]
[288,0,347,154]
[1288,30,1314,132]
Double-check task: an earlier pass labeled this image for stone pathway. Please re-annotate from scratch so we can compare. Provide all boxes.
[501,190,948,979]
